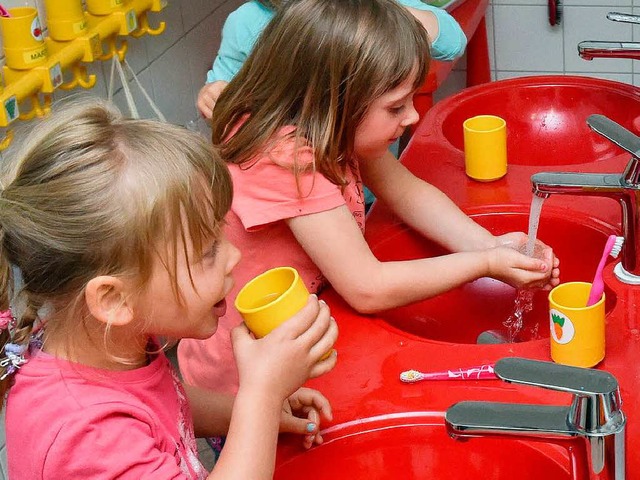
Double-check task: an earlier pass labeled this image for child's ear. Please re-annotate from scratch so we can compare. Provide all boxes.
[85,276,134,327]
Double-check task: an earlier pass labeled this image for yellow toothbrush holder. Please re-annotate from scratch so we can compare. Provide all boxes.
[549,282,605,368]
[0,7,48,70]
[86,0,128,15]
[44,0,88,41]
[235,266,333,359]
[463,115,508,182]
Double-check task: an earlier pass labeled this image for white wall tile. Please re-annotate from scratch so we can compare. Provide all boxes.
[491,0,546,6]
[493,5,564,71]
[485,4,496,71]
[496,70,563,80]
[563,0,632,6]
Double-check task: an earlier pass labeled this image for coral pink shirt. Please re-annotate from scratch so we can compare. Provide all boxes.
[178,128,365,394]
[7,349,207,479]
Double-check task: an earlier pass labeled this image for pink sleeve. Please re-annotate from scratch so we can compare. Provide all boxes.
[42,406,190,479]
[229,143,347,230]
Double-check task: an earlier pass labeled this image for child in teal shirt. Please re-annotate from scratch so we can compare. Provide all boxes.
[197,0,467,118]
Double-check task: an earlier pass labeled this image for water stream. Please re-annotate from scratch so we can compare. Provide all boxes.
[503,196,546,341]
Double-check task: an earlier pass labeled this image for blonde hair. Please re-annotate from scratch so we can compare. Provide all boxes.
[212,0,431,187]
[0,100,232,395]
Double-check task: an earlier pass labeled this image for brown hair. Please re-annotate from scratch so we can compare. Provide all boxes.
[212,0,430,188]
[0,99,232,399]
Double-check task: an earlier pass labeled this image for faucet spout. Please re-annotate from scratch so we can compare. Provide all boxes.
[578,41,640,61]
[445,358,626,480]
[531,115,640,283]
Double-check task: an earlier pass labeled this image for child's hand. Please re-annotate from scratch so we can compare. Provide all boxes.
[494,232,560,290]
[279,387,333,449]
[196,80,229,119]
[231,295,338,403]
[486,243,560,290]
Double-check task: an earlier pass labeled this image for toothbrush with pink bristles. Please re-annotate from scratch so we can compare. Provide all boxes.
[400,364,497,383]
[586,234,624,307]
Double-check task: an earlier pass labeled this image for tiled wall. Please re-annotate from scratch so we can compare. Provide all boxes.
[0,0,244,127]
[0,0,638,129]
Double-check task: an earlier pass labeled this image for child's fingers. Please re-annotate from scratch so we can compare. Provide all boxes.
[288,387,333,422]
[296,299,332,348]
[274,295,321,339]
[280,408,319,437]
[230,322,253,349]
[308,349,338,379]
[308,317,338,362]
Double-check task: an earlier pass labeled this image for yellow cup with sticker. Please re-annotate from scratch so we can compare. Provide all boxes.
[463,115,507,182]
[235,267,333,359]
[549,281,605,368]
[44,0,88,41]
[0,7,48,70]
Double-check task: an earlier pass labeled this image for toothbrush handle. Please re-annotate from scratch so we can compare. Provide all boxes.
[587,275,605,306]
[587,254,609,306]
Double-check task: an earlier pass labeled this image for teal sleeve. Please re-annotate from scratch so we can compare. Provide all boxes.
[206,2,275,83]
[397,0,467,61]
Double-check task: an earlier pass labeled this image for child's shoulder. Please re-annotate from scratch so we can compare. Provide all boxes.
[224,1,275,40]
[229,1,275,24]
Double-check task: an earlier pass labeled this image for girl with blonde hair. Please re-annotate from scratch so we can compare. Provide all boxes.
[0,100,337,478]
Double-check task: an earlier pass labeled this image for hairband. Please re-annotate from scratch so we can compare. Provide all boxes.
[0,309,13,331]
[0,308,27,380]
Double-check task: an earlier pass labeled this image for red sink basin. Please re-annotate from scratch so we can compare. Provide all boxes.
[275,413,574,479]
[424,75,640,166]
[369,208,616,344]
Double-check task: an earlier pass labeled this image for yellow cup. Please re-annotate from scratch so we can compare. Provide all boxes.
[0,7,48,70]
[549,282,605,368]
[235,267,333,359]
[44,0,88,41]
[463,115,507,182]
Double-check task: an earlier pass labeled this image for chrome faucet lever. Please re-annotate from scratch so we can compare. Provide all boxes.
[445,357,626,480]
[607,12,640,24]
[531,115,640,283]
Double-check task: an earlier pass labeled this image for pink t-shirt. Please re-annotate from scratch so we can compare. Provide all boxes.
[7,349,207,479]
[178,128,365,394]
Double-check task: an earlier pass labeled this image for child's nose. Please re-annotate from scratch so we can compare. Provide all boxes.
[402,102,420,127]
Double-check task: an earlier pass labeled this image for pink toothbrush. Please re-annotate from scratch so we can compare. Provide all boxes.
[400,364,497,383]
[0,5,10,17]
[586,235,624,307]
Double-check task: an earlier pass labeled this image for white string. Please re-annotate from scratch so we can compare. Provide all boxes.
[107,56,166,122]
[123,58,166,122]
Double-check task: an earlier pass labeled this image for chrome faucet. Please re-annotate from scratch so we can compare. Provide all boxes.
[578,12,640,60]
[531,114,640,284]
[445,357,626,480]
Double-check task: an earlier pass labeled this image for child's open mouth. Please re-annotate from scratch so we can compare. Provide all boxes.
[213,298,227,317]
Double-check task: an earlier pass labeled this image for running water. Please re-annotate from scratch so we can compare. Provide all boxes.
[503,196,546,341]
[525,195,545,257]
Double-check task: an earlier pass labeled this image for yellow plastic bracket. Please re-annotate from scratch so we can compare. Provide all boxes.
[0,129,14,151]
[59,64,97,90]
[99,35,128,62]
[18,94,51,121]
[130,11,165,37]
